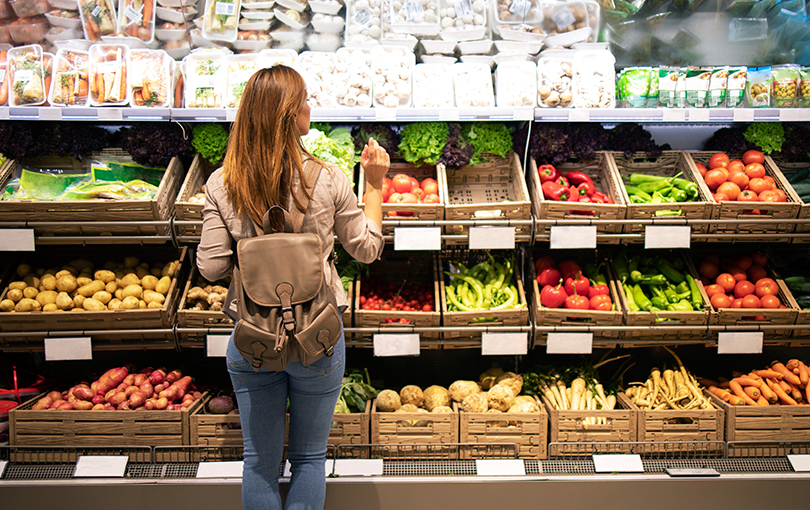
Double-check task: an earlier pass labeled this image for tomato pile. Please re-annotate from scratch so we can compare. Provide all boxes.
[696,150,787,213]
[363,174,441,217]
[535,256,614,311]
[697,251,786,314]
[358,279,435,323]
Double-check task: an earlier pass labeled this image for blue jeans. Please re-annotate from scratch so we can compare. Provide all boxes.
[227,329,344,510]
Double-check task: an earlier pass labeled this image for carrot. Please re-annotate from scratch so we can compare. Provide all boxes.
[772,361,802,386]
[174,74,183,107]
[719,380,730,389]
[786,359,800,371]
[97,72,105,103]
[754,369,783,379]
[120,60,126,102]
[768,379,798,405]
[779,380,792,393]
[728,395,745,405]
[708,386,731,400]
[758,381,777,404]
[743,385,760,400]
[729,379,758,406]
[799,361,809,386]
[142,0,152,25]
[756,396,770,406]
[806,382,810,404]
[791,386,803,403]
[86,17,100,41]
[746,372,762,379]
[736,376,761,387]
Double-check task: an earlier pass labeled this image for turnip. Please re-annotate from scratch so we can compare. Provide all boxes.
[227,409,241,429]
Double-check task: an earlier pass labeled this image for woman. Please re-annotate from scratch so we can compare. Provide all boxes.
[197,65,389,510]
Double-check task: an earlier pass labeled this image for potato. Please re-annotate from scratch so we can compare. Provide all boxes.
[0,299,14,312]
[70,259,93,272]
[119,296,140,309]
[7,289,23,302]
[105,281,118,294]
[115,289,123,300]
[150,266,163,278]
[147,301,163,308]
[42,303,58,312]
[108,298,122,310]
[71,307,85,312]
[23,287,39,299]
[59,265,78,276]
[143,289,165,305]
[36,290,58,307]
[121,273,140,287]
[43,268,58,277]
[55,270,72,279]
[124,256,140,268]
[9,281,27,291]
[56,292,74,310]
[23,275,40,288]
[15,298,41,312]
[102,261,117,270]
[155,276,171,295]
[139,300,147,309]
[141,275,158,291]
[16,263,32,277]
[73,294,86,308]
[94,270,116,283]
[73,400,94,411]
[122,284,143,299]
[76,276,93,287]
[56,274,78,292]
[40,275,57,291]
[82,298,106,311]
[36,268,46,277]
[78,280,105,297]
[92,291,112,304]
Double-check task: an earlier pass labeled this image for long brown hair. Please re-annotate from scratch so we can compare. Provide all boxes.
[222,65,313,231]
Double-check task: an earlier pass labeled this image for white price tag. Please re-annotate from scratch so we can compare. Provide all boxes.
[475,459,526,476]
[512,107,533,120]
[45,337,92,361]
[375,108,397,121]
[0,460,7,478]
[666,468,720,477]
[206,334,230,357]
[568,109,589,122]
[469,226,515,250]
[592,454,644,473]
[663,109,686,122]
[226,108,237,121]
[283,459,334,477]
[215,1,236,16]
[0,69,6,84]
[0,229,34,251]
[644,225,691,249]
[91,5,102,17]
[394,226,441,251]
[373,333,420,357]
[780,109,806,122]
[97,108,123,120]
[13,69,32,83]
[546,332,593,354]
[549,225,597,249]
[403,0,424,20]
[73,455,128,478]
[733,109,755,122]
[0,107,9,120]
[718,332,763,354]
[196,461,243,478]
[96,61,119,74]
[439,108,460,121]
[124,4,143,23]
[689,109,710,122]
[353,9,373,27]
[788,454,810,472]
[334,459,384,476]
[481,332,528,355]
[454,0,474,17]
[551,7,576,29]
[39,107,62,120]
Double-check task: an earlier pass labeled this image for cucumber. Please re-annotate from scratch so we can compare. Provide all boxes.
[787,168,810,184]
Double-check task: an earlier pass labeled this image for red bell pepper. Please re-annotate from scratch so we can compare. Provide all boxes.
[534,256,556,275]
[540,283,567,309]
[556,175,570,188]
[564,274,590,297]
[588,284,610,299]
[564,289,590,310]
[558,260,581,280]
[567,186,579,202]
[565,171,595,188]
[589,195,605,204]
[576,181,595,197]
[538,164,558,184]
[571,196,596,216]
[592,190,613,204]
[589,294,613,311]
[542,181,569,201]
[537,267,562,287]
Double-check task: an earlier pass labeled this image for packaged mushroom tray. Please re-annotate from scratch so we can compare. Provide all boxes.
[382,0,440,39]
[154,3,196,25]
[118,0,158,43]
[225,53,260,107]
[89,44,129,107]
[491,0,542,39]
[451,62,493,107]
[258,47,296,66]
[309,0,341,15]
[332,47,372,107]
[572,48,614,108]
[436,0,487,42]
[537,49,574,108]
[371,45,412,108]
[7,44,46,107]
[496,60,535,106]
[413,63,454,107]
[540,0,598,47]
[48,48,90,106]
[308,8,344,52]
[295,50,335,107]
[128,49,173,107]
[203,0,242,42]
[183,48,228,108]
[233,28,271,51]
[344,0,381,46]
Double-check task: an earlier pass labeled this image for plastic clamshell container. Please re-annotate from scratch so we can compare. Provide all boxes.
[77,0,118,41]
[224,52,260,107]
[420,38,455,54]
[437,0,488,41]
[310,13,344,33]
[53,37,94,50]
[275,0,305,11]
[127,48,172,107]
[498,25,546,41]
[492,52,531,65]
[332,46,372,107]
[163,38,190,58]
[495,60,535,106]
[239,18,270,29]
[344,1,381,47]
[380,34,417,51]
[295,50,336,107]
[451,62,493,106]
[241,7,274,18]
[240,0,274,7]
[118,0,156,44]
[540,0,588,33]
[309,0,340,14]
[457,38,492,55]
[270,24,303,41]
[257,47,296,66]
[7,44,46,106]
[9,0,49,17]
[49,0,78,8]
[543,26,589,48]
[202,0,242,42]
[581,0,598,42]
[88,44,130,106]
[494,39,542,54]
[371,44,413,108]
[274,7,307,28]
[413,63,454,107]
[306,32,340,51]
[183,48,229,107]
[572,49,614,108]
[570,41,607,50]
[0,0,11,17]
[8,15,49,43]
[459,54,494,68]
[190,27,228,47]
[155,5,197,22]
[0,20,13,44]
[155,27,188,40]
[157,0,197,7]
[231,36,271,50]
[44,10,82,28]
[48,47,90,106]
[45,27,80,43]
[385,0,440,37]
[492,0,542,24]
[192,15,203,27]
[536,49,574,108]
[100,34,150,48]
[420,54,456,65]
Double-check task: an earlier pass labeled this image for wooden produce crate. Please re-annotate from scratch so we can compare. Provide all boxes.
[370,399,459,460]
[618,393,723,455]
[354,252,441,340]
[606,151,713,239]
[175,154,214,237]
[531,250,623,340]
[542,394,637,456]
[176,265,234,342]
[439,249,529,343]
[0,151,184,239]
[456,397,548,459]
[685,152,800,242]
[529,155,626,244]
[357,161,447,235]
[440,153,532,242]
[10,392,206,462]
[707,391,810,457]
[0,245,187,332]
[770,155,810,243]
[188,395,243,461]
[328,401,371,459]
[614,251,711,341]
[781,281,810,336]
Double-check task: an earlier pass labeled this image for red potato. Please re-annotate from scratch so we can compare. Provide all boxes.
[154,383,166,393]
[104,389,117,403]
[133,374,147,386]
[92,404,105,410]
[73,400,93,410]
[116,382,130,392]
[117,401,131,410]
[181,400,194,409]
[123,374,135,386]
[155,397,168,410]
[159,376,192,401]
[139,381,154,398]
[104,403,115,410]
[56,402,74,410]
[139,366,154,375]
[193,391,202,399]
[50,399,66,409]
[92,395,104,405]
[74,386,94,401]
[33,396,53,410]
[129,390,146,409]
[182,393,195,402]
[47,390,62,402]
[149,369,166,385]
[144,400,155,410]
[67,394,77,403]
[91,381,100,394]
[97,367,129,394]
[109,392,128,407]
[166,369,182,384]
[125,385,140,398]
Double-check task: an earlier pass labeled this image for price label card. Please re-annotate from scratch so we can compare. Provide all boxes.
[481,332,528,355]
[469,226,515,250]
[196,461,243,478]
[0,229,34,251]
[663,109,686,122]
[97,108,123,121]
[546,332,593,354]
[215,1,236,15]
[718,332,763,354]
[788,454,810,472]
[334,459,384,476]
[0,107,9,119]
[226,108,237,121]
[644,225,691,249]
[39,107,62,120]
[394,226,441,251]
[373,334,420,357]
[206,334,230,357]
[666,468,720,477]
[439,108,460,121]
[733,109,755,122]
[284,460,334,477]
[689,109,711,122]
[45,337,92,361]
[0,460,7,478]
[512,108,533,121]
[74,455,128,478]
[549,225,596,249]
[375,108,397,121]
[475,459,526,476]
[780,109,806,122]
[592,454,644,473]
[568,109,589,122]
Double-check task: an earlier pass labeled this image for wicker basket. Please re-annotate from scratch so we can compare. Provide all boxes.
[174,154,216,237]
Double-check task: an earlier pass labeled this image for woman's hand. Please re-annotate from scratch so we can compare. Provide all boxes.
[360,138,390,188]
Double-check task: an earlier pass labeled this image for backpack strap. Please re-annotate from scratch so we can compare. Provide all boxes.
[289,158,323,234]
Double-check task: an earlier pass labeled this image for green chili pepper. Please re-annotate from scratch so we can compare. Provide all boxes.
[666,187,688,202]
[630,195,647,204]
[633,284,652,311]
[673,177,698,199]
[624,283,640,311]
[675,281,690,294]
[651,295,669,309]
[491,286,519,310]
[656,259,685,284]
[629,174,671,185]
[614,252,630,283]
[685,274,703,310]
[446,286,475,311]
[664,286,679,303]
[666,299,694,312]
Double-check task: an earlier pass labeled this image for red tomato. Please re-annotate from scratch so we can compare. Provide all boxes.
[746,264,767,283]
[423,193,440,204]
[395,192,418,204]
[409,176,419,189]
[714,192,730,202]
[704,169,727,190]
[773,189,787,202]
[699,260,720,280]
[727,159,745,175]
[760,294,781,308]
[744,163,766,179]
[763,175,776,187]
[392,174,414,194]
[387,192,401,203]
[733,280,755,299]
[754,278,778,297]
[733,255,752,271]
[695,162,708,177]
[737,190,759,202]
[711,293,732,309]
[709,153,730,169]
[410,186,425,200]
[705,284,724,298]
[742,150,765,165]
[716,273,736,292]
[717,182,741,200]
[750,251,768,267]
[731,298,743,308]
[742,295,761,309]
[747,177,772,194]
[727,266,747,283]
[420,178,438,196]
[758,190,782,203]
[730,172,749,189]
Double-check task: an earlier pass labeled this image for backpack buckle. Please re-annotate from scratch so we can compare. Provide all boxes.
[325,345,334,357]
[281,306,295,331]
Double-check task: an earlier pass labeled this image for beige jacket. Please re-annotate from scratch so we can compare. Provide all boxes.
[197,157,384,308]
